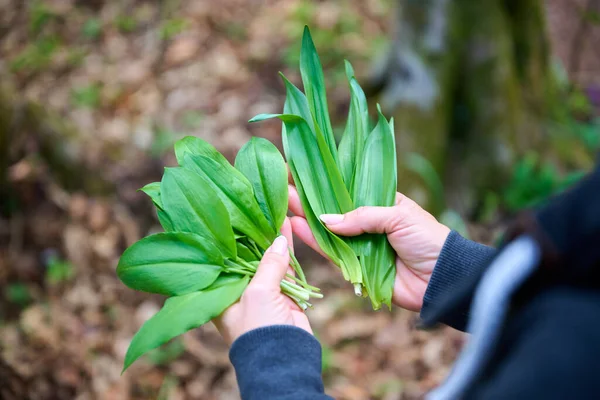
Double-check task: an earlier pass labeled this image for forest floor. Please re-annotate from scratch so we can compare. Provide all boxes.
[0,0,596,399]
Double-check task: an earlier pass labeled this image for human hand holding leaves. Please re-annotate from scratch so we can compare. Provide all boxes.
[289,186,450,312]
[214,218,313,345]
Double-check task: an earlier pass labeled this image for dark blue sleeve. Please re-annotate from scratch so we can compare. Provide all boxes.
[230,325,333,400]
[420,231,496,331]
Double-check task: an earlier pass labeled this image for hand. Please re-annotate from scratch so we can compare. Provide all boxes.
[214,217,313,345]
[289,187,450,312]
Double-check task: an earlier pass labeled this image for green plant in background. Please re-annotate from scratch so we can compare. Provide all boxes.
[115,15,138,33]
[403,152,470,238]
[46,255,75,285]
[5,283,33,306]
[71,84,101,108]
[150,126,180,157]
[251,27,397,310]
[147,338,186,366]
[10,35,61,73]
[82,18,102,40]
[159,18,189,40]
[29,1,57,34]
[117,136,321,371]
[503,153,586,212]
[180,110,204,129]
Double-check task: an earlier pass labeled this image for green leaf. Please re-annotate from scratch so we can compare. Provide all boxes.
[338,60,369,194]
[353,109,398,309]
[234,137,288,232]
[139,182,175,232]
[140,182,163,209]
[157,209,175,232]
[160,168,236,259]
[181,154,275,249]
[300,26,337,162]
[236,240,260,261]
[122,274,249,372]
[360,235,396,310]
[174,136,230,168]
[117,232,223,296]
[279,73,316,133]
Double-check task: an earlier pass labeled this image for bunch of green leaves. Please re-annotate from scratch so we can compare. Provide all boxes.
[251,26,397,310]
[503,153,586,212]
[117,136,321,372]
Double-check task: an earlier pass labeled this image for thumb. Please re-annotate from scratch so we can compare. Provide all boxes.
[320,205,403,236]
[250,236,290,289]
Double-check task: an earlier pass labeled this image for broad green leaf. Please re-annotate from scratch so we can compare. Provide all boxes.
[338,60,369,194]
[174,136,230,168]
[236,240,260,261]
[234,137,288,233]
[140,182,163,209]
[122,274,249,372]
[117,232,222,296]
[160,167,236,259]
[139,182,175,232]
[300,26,337,162]
[157,209,174,232]
[353,109,398,308]
[181,154,275,249]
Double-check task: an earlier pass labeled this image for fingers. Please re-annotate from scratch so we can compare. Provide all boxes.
[251,236,290,289]
[320,204,404,236]
[288,185,305,217]
[280,217,294,254]
[290,216,330,260]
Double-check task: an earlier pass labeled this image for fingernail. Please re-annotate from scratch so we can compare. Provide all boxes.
[269,236,288,255]
[320,214,344,225]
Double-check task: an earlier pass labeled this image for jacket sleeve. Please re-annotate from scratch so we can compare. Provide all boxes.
[420,231,496,331]
[230,325,333,400]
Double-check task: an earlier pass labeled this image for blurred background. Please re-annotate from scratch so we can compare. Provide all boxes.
[0,0,598,399]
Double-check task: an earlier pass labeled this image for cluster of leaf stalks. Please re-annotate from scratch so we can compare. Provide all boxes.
[117,136,321,371]
[251,26,398,310]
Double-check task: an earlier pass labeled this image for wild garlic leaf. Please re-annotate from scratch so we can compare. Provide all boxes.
[279,73,316,133]
[117,232,222,296]
[182,154,275,249]
[353,110,397,209]
[353,109,398,308]
[160,167,236,259]
[300,26,337,162]
[174,136,230,168]
[140,182,163,209]
[360,235,396,310]
[122,274,249,372]
[236,240,260,261]
[338,60,369,194]
[139,182,175,231]
[234,138,288,233]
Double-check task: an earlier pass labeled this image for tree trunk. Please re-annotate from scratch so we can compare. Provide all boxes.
[370,0,557,214]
